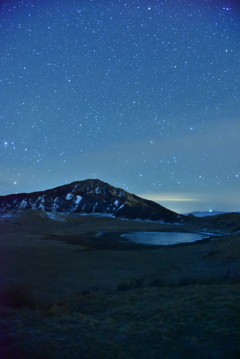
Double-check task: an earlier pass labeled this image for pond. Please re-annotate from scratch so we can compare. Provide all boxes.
[120,232,209,246]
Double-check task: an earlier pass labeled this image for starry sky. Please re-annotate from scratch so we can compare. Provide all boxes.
[1,0,240,213]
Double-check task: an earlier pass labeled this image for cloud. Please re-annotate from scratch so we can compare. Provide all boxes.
[138,193,200,202]
[138,189,240,214]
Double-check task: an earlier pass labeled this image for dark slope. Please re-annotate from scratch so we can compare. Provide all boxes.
[184,212,240,233]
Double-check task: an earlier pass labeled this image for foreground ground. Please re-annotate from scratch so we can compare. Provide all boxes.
[0,211,240,358]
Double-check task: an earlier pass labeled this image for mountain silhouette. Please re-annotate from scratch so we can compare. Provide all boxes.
[0,179,183,223]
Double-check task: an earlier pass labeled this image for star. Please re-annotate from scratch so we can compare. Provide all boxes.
[0,0,239,213]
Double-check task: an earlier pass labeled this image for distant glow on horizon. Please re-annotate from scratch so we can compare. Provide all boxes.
[139,191,240,214]
[138,192,200,213]
[0,0,239,213]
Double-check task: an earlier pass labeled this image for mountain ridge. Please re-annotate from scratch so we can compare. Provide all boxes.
[0,179,183,223]
[184,211,226,217]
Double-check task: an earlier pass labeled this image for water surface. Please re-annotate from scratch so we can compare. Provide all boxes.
[121,232,209,246]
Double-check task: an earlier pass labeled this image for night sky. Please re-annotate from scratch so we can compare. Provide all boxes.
[1,0,240,213]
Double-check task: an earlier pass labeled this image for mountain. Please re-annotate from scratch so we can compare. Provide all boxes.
[0,179,183,223]
[185,211,226,217]
[183,211,240,234]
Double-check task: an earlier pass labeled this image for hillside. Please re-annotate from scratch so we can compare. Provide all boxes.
[0,179,182,223]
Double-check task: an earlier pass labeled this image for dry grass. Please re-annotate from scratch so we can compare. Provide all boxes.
[0,284,37,310]
[1,282,240,359]
[1,214,240,358]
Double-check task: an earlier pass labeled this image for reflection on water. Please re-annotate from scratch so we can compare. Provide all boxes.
[121,232,209,246]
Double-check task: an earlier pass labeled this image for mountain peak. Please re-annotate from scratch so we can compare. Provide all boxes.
[0,179,182,222]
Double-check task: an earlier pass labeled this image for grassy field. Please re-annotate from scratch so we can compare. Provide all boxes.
[1,282,240,358]
[0,212,240,358]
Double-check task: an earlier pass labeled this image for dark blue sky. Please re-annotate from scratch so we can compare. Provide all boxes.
[1,0,239,213]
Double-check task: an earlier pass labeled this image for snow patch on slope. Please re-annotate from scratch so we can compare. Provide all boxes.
[113,204,125,213]
[75,196,82,204]
[44,212,65,221]
[92,202,98,213]
[18,200,28,209]
[38,196,46,210]
[66,193,73,200]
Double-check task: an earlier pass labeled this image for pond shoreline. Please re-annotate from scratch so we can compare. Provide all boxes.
[120,231,211,246]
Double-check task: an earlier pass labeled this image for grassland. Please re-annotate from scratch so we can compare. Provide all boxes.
[0,211,240,358]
